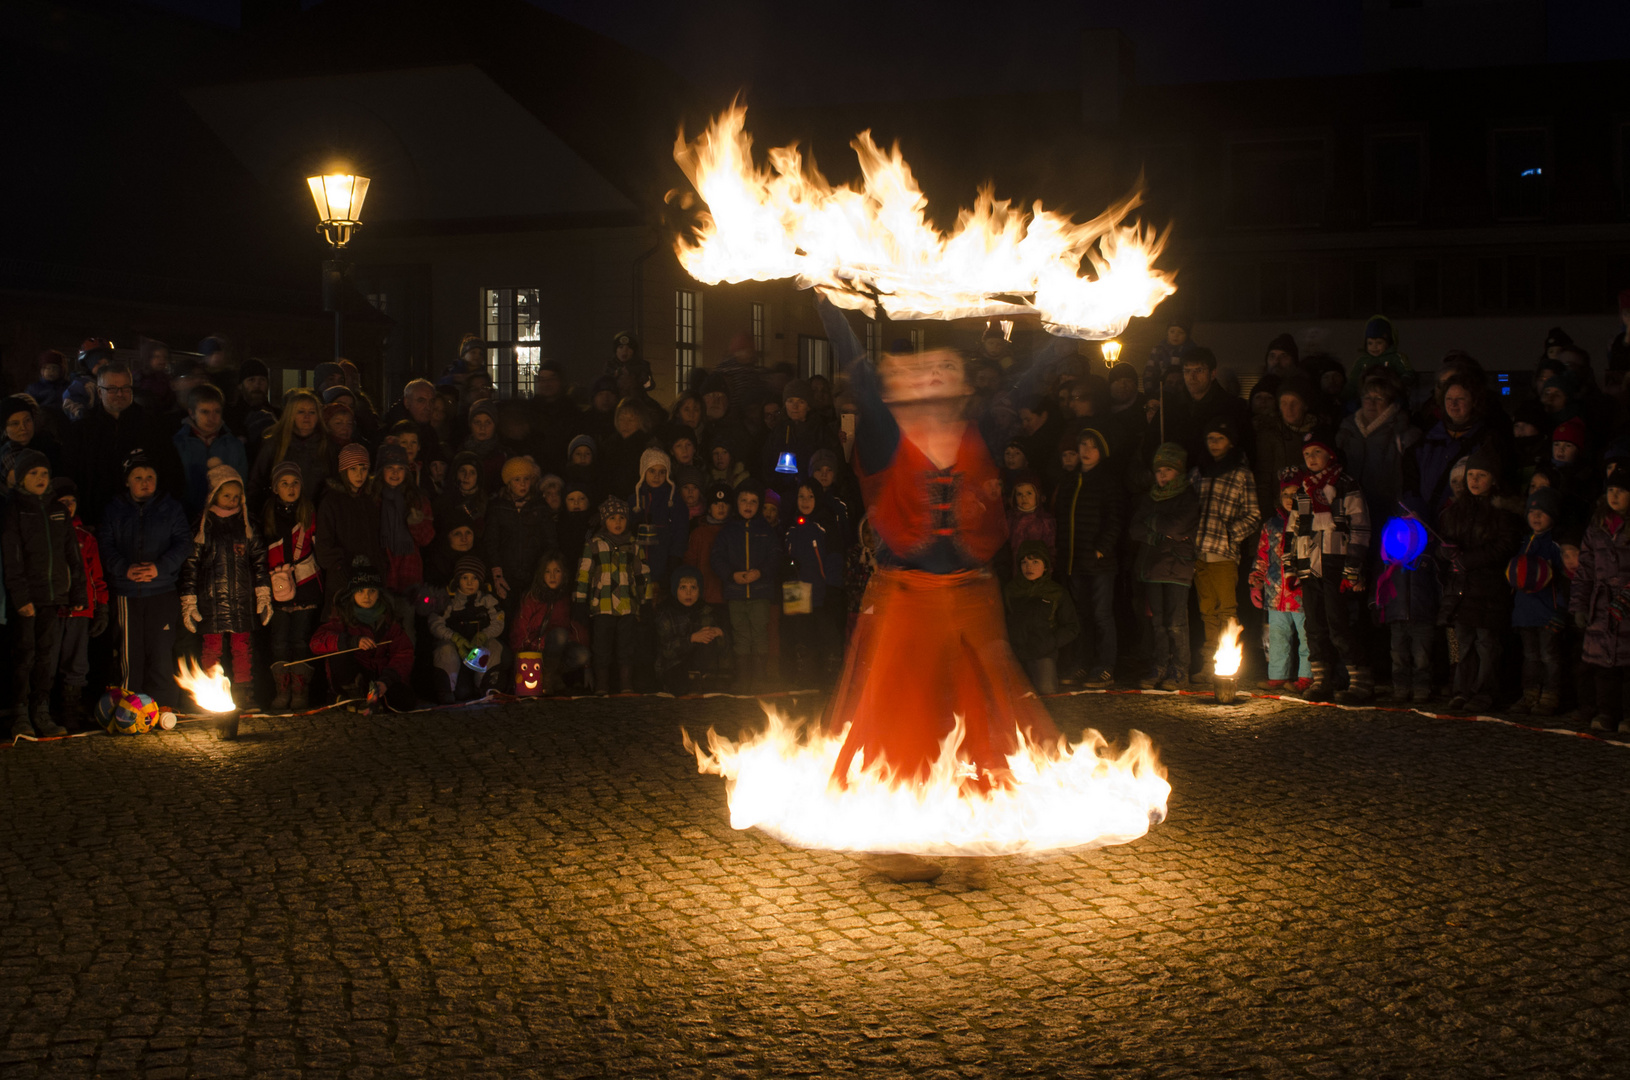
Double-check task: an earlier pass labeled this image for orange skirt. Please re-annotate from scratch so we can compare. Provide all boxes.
[824,568,1059,788]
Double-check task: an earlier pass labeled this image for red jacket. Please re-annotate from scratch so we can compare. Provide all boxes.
[510,592,589,652]
[382,493,436,592]
[310,609,414,682]
[682,519,727,604]
[65,518,109,618]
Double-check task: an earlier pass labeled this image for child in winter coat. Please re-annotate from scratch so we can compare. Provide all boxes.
[1286,436,1373,703]
[1006,475,1055,578]
[428,555,505,703]
[1569,469,1630,732]
[575,495,653,695]
[310,557,417,711]
[485,455,557,620]
[1250,471,1312,694]
[371,443,435,593]
[263,461,323,710]
[1004,539,1080,695]
[654,564,728,694]
[1191,417,1261,674]
[710,480,783,692]
[1372,502,1441,705]
[2,450,84,736]
[180,460,272,709]
[436,450,489,536]
[631,447,690,590]
[510,551,589,694]
[98,451,192,707]
[50,478,108,728]
[1130,443,1199,690]
[1509,486,1568,716]
[315,442,383,616]
[1435,450,1521,712]
[1054,428,1122,688]
[781,483,844,687]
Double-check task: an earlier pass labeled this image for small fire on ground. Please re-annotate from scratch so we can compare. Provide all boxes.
[683,707,1170,857]
[1213,618,1243,679]
[175,657,234,713]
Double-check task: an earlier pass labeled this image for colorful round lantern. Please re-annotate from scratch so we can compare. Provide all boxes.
[1507,554,1554,593]
[96,689,162,735]
[462,645,493,674]
[1380,517,1428,565]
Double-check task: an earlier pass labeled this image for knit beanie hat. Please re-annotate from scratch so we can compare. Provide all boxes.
[809,448,840,476]
[1527,486,1562,521]
[1608,466,1630,494]
[271,460,302,488]
[1465,446,1499,476]
[762,488,781,506]
[322,385,354,405]
[239,358,269,381]
[450,449,479,475]
[599,494,630,521]
[567,434,597,459]
[1015,538,1053,571]
[502,455,540,485]
[670,564,702,594]
[1301,434,1338,461]
[314,362,343,386]
[1265,332,1299,362]
[10,447,49,484]
[321,402,353,429]
[1076,427,1109,457]
[1363,316,1393,345]
[376,442,409,471]
[51,476,77,498]
[468,399,497,426]
[347,556,383,594]
[2,395,36,426]
[200,458,250,539]
[638,446,672,481]
[1204,416,1237,444]
[1107,361,1139,386]
[1151,442,1187,473]
[453,555,488,584]
[673,464,705,491]
[1551,416,1587,447]
[120,450,153,481]
[707,482,733,507]
[782,378,813,404]
[337,443,369,473]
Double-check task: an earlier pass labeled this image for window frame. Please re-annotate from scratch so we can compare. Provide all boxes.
[675,288,701,393]
[481,286,542,399]
[1365,130,1427,227]
[1490,126,1550,223]
[1223,132,1330,231]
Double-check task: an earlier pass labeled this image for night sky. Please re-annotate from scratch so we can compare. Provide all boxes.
[140,0,1630,104]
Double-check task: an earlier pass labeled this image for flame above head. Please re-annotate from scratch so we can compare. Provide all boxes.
[683,706,1170,857]
[1213,618,1244,679]
[671,103,1177,339]
[175,657,235,713]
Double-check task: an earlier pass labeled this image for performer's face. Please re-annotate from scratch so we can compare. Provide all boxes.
[879,348,967,403]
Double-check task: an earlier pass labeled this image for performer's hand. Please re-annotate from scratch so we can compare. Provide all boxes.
[358,636,376,651]
[17,602,35,618]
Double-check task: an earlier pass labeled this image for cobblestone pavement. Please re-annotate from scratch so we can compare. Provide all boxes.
[2,691,1628,1078]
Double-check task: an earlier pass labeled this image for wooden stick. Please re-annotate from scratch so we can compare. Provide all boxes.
[278,645,371,667]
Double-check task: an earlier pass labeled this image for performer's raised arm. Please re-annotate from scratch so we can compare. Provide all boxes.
[816,292,898,475]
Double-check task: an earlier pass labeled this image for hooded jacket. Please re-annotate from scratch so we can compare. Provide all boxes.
[1003,541,1080,662]
[310,594,413,682]
[711,513,783,602]
[1053,461,1124,576]
[1,487,84,609]
[314,479,384,611]
[179,469,270,634]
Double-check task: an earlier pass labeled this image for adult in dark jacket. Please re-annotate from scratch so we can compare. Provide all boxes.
[528,360,584,476]
[1336,371,1418,534]
[1052,427,1124,686]
[2,449,84,733]
[1435,453,1522,711]
[1404,374,1513,528]
[1162,347,1253,469]
[315,444,385,616]
[1098,362,1151,477]
[98,452,192,705]
[63,362,179,526]
[1253,378,1329,517]
[381,379,447,468]
[761,378,842,498]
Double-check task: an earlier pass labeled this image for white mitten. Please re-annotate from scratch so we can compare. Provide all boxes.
[255,586,273,625]
[181,595,201,633]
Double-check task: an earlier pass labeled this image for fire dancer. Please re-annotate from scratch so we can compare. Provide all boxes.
[816,296,1060,789]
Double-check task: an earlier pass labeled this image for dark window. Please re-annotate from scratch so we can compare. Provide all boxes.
[1443,258,1477,316]
[1478,257,1506,311]
[1351,260,1378,315]
[1507,254,1536,311]
[1379,260,1413,314]
[1137,143,1192,215]
[1227,139,1326,228]
[1414,260,1440,314]
[1539,255,1567,310]
[1369,135,1424,225]
[1260,262,1289,318]
[1493,129,1547,220]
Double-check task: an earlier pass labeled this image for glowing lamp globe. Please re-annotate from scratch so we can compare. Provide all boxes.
[306,172,370,250]
[463,645,493,674]
[774,451,799,475]
[1101,339,1122,364]
[1507,554,1554,593]
[1380,517,1428,565]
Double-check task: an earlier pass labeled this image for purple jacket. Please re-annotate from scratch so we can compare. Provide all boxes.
[1570,516,1630,667]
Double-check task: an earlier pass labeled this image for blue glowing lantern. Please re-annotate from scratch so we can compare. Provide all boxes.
[1380,517,1428,565]
[774,451,799,476]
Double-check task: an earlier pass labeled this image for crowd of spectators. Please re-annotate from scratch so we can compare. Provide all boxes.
[6,300,1630,737]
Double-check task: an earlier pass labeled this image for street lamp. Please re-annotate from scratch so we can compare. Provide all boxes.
[1100,339,1122,365]
[307,171,370,361]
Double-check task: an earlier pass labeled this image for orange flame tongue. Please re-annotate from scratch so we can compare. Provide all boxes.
[671,103,1177,339]
[175,657,235,713]
[1214,618,1244,679]
[684,706,1170,857]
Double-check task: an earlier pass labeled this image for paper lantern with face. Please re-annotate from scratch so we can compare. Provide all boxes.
[514,651,545,697]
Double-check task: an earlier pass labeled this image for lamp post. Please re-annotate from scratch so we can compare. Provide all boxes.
[307,172,370,362]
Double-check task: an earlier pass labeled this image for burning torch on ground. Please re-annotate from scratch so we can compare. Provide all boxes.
[1212,619,1244,705]
[175,657,241,741]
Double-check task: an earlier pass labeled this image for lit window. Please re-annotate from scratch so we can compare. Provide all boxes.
[751,301,767,356]
[1494,129,1547,220]
[482,287,541,399]
[675,289,700,390]
[799,336,832,378]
